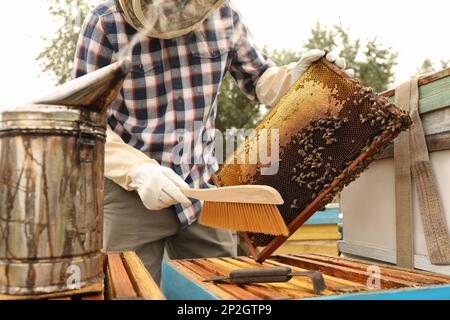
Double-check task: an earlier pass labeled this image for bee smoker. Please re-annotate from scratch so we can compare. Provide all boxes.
[0,60,130,295]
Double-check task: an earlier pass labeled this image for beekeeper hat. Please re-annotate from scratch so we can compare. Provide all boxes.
[116,0,225,39]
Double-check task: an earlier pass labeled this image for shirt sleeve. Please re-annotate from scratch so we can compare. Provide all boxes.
[228,5,275,102]
[73,11,115,79]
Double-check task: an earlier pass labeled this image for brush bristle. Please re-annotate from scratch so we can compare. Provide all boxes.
[198,202,289,236]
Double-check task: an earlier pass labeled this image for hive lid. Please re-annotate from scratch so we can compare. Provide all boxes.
[0,105,103,133]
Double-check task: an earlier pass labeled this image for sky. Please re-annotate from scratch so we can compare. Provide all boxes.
[0,0,449,110]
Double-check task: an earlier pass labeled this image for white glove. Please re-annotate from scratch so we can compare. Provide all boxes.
[256,49,355,107]
[129,163,192,211]
[291,49,355,85]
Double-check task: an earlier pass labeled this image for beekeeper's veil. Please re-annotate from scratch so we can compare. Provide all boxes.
[116,0,225,39]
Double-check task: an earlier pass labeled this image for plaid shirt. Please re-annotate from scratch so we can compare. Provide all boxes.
[74,0,273,226]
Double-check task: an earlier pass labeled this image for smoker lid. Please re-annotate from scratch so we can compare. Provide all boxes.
[0,104,106,135]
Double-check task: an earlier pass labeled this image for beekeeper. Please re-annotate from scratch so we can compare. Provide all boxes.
[74,0,353,283]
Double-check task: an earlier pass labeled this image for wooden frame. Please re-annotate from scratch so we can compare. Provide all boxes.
[241,104,406,263]
[162,254,450,300]
[242,66,450,263]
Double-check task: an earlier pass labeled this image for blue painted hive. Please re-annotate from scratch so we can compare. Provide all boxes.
[162,254,450,300]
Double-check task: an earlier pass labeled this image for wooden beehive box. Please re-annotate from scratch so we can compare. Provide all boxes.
[162,254,450,300]
[340,68,450,274]
[272,204,341,256]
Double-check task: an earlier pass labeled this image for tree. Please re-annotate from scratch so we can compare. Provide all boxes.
[304,22,397,92]
[216,48,300,133]
[416,58,449,76]
[416,58,435,75]
[37,0,91,85]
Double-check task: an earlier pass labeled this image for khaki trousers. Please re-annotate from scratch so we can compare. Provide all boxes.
[103,179,237,285]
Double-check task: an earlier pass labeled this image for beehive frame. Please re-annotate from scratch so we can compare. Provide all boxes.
[213,59,411,263]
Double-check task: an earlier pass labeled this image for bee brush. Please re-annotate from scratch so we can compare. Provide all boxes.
[179,186,289,236]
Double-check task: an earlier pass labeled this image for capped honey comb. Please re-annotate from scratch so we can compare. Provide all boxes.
[213,58,411,258]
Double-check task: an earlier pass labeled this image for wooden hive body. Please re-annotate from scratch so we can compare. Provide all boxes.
[341,67,450,274]
[162,254,450,300]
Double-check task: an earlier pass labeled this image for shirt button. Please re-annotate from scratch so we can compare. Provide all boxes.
[176,97,184,108]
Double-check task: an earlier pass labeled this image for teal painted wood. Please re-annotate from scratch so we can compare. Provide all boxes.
[386,74,450,115]
[161,261,219,300]
[308,284,450,300]
[162,260,450,300]
[305,208,340,225]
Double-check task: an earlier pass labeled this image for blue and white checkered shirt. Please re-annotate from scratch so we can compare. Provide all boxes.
[74,0,273,226]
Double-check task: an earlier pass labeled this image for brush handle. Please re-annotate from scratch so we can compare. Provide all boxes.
[180,186,284,205]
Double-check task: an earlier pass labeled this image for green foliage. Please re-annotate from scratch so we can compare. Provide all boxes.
[416,58,449,76]
[304,22,397,92]
[216,74,260,132]
[37,0,91,85]
[216,48,300,133]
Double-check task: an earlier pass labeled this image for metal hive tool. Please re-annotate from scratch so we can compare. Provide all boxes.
[213,58,412,263]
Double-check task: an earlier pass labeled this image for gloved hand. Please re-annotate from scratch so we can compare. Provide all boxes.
[129,163,192,211]
[291,49,355,84]
[256,49,355,107]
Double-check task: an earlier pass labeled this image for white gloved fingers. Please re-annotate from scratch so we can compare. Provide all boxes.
[160,184,192,207]
[344,68,355,77]
[334,57,346,70]
[299,49,326,65]
[325,50,339,63]
[326,50,348,71]
[161,167,190,189]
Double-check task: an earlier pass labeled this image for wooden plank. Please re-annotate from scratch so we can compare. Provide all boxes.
[222,258,316,299]
[274,255,417,289]
[122,252,165,300]
[236,257,366,295]
[288,225,341,241]
[273,240,339,256]
[376,131,450,159]
[214,257,324,298]
[105,264,114,300]
[177,260,262,300]
[106,253,138,300]
[382,68,450,98]
[193,259,290,300]
[229,257,336,297]
[298,254,449,286]
[318,252,450,282]
[384,80,450,115]
[261,259,366,294]
[167,261,236,300]
[339,241,450,276]
[421,107,450,136]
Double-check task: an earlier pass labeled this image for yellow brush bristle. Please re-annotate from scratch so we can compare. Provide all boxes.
[199,202,289,236]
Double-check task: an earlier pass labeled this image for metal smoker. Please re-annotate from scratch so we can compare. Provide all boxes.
[0,60,130,295]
